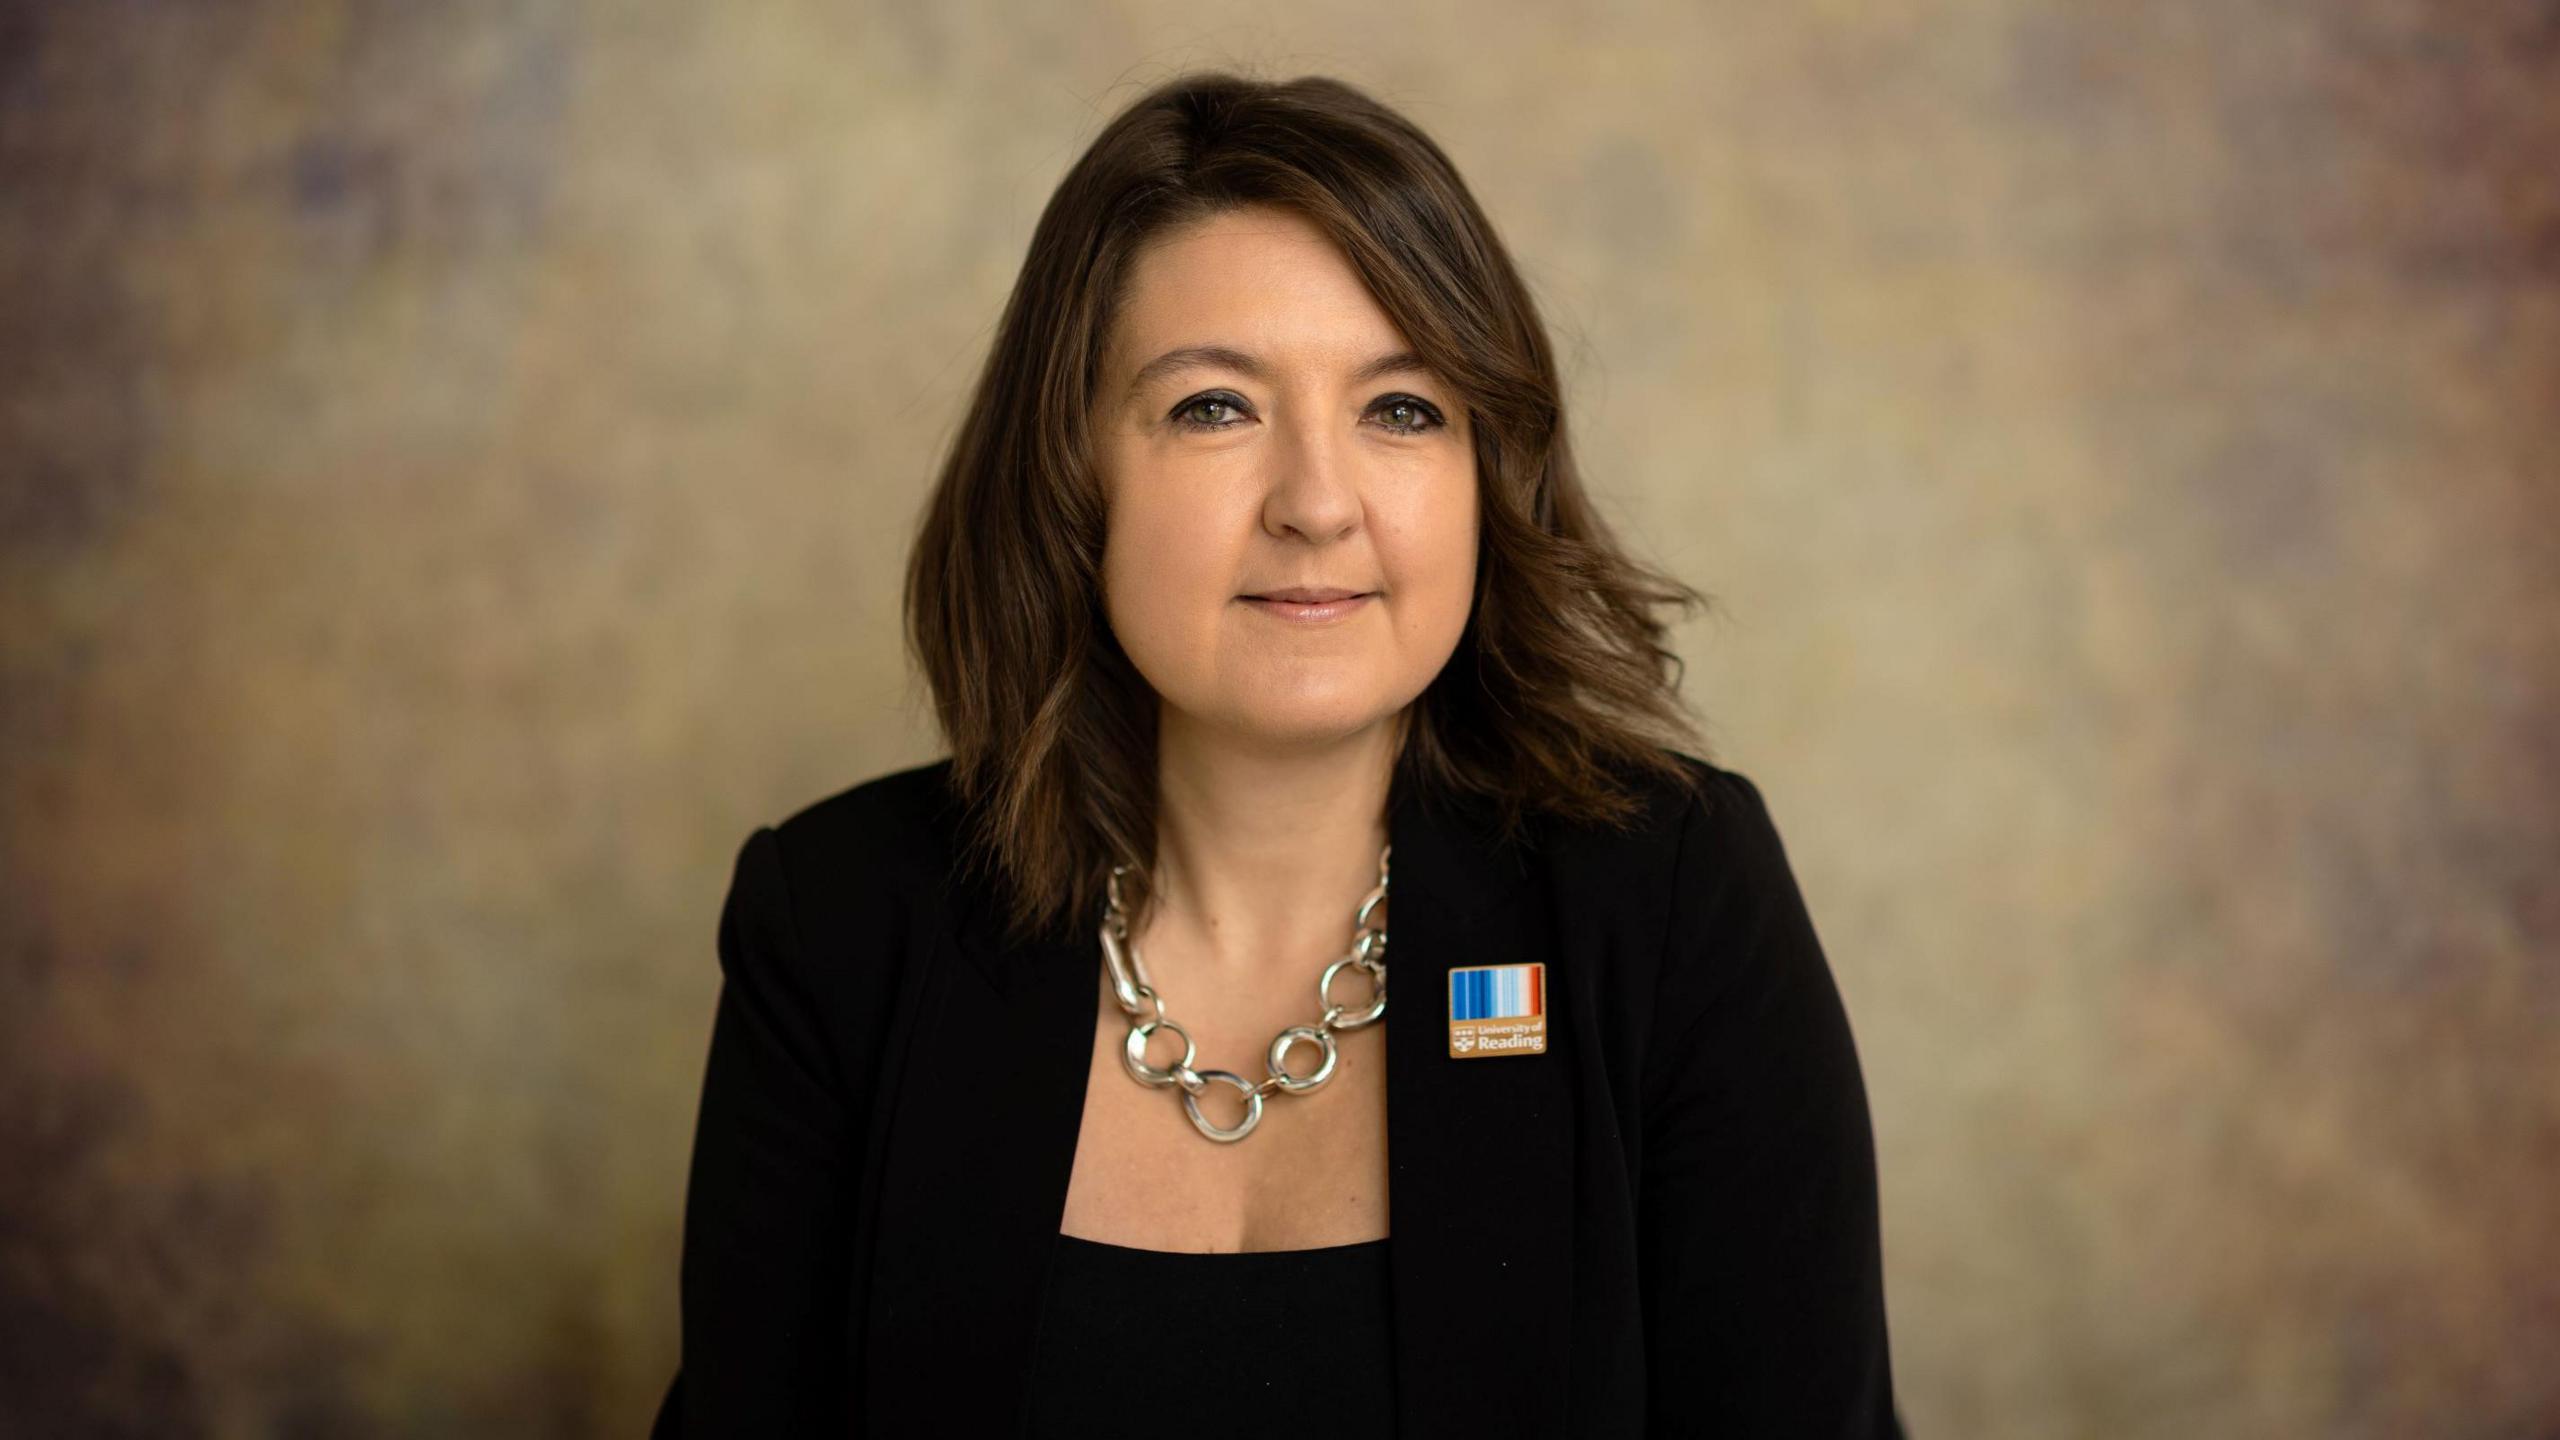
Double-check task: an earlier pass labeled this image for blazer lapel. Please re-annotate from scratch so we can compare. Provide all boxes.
[859,876,1094,1434]
[1385,784,1576,1437]
[865,781,1574,1437]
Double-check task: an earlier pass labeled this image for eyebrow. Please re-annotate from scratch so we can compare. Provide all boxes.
[1123,344,1435,399]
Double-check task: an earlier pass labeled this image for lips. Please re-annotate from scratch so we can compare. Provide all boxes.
[1244,587,1370,603]
[1238,588,1377,624]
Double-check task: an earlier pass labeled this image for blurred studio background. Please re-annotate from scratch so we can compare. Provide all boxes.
[4,2,2555,1435]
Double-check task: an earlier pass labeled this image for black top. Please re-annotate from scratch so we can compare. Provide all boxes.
[1024,1232,1397,1437]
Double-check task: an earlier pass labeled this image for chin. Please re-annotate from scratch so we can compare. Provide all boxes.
[1210,695,1396,749]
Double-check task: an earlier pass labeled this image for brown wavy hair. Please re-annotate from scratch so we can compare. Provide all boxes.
[905,69,1715,948]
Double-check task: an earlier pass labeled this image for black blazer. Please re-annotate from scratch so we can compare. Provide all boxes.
[653,752,1904,1437]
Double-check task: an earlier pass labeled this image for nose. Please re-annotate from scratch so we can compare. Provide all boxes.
[1260,409,1362,544]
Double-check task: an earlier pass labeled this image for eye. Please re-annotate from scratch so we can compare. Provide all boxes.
[1369,394,1447,436]
[1170,392,1253,431]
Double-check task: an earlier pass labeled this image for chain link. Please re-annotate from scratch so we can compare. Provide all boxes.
[1101,845,1390,1143]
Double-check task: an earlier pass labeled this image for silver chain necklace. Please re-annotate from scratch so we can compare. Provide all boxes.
[1098,844,1391,1143]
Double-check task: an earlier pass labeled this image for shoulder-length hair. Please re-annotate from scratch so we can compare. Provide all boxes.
[906,69,1714,948]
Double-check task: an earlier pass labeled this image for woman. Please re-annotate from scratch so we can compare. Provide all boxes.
[656,71,1903,1437]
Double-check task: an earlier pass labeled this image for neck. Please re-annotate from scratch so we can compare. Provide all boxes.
[1144,707,1402,982]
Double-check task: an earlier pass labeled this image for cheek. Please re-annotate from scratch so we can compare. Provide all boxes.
[1382,471,1481,644]
[1100,484,1236,655]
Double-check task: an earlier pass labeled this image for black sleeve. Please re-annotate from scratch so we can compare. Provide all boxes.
[1639,769,1904,1437]
[667,824,858,1434]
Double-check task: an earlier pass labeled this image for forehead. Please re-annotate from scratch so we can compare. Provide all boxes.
[1107,206,1407,368]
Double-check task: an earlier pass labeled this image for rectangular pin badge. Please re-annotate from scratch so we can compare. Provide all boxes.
[1446,962,1547,1058]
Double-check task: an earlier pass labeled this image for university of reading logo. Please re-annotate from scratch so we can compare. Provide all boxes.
[1446,962,1547,1060]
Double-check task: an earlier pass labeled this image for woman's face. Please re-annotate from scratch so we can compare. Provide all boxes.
[1090,204,1479,751]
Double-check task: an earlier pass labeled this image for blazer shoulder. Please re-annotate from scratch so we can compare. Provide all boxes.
[1637,748,1799,906]
[1555,746,1769,858]
[766,756,965,873]
[1651,751,1832,1031]
[732,758,969,954]
[1670,750,1782,849]
[1535,748,1783,945]
[1536,749,1807,1050]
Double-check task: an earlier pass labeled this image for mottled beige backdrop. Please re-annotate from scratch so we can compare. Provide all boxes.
[4,2,2554,1435]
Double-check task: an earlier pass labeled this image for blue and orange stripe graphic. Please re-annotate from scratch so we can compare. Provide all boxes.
[1448,963,1544,1021]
